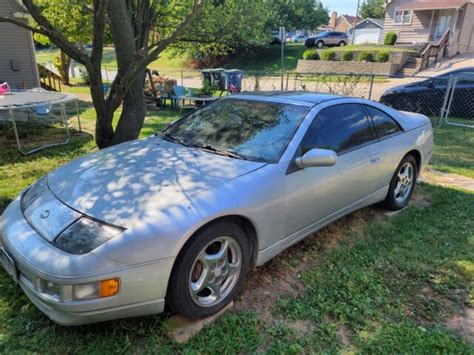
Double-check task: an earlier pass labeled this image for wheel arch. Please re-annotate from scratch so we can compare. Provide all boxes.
[177,215,259,268]
[405,149,422,175]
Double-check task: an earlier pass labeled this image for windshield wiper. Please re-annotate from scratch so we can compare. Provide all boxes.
[159,134,251,161]
[192,144,249,161]
[159,132,189,147]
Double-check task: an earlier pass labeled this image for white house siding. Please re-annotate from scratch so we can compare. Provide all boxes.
[0,0,39,89]
[383,0,435,44]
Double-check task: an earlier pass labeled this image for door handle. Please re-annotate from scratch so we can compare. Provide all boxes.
[369,155,381,164]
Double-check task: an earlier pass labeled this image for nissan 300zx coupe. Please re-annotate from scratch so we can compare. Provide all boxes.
[0,92,433,325]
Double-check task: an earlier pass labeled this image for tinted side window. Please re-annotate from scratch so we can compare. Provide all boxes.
[365,106,402,138]
[302,104,374,154]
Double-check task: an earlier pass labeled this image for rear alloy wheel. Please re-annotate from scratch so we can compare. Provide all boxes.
[384,155,418,210]
[167,222,251,318]
[316,40,324,48]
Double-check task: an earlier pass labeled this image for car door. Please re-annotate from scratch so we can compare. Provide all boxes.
[284,103,381,236]
[325,32,336,45]
[362,104,404,189]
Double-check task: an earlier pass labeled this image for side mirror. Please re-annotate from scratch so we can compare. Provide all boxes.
[295,148,337,169]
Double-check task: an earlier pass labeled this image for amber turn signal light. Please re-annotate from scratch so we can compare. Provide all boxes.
[99,278,120,297]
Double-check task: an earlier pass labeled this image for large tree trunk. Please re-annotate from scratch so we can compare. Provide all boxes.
[111,69,147,145]
[59,50,71,85]
[88,66,114,149]
[102,1,147,148]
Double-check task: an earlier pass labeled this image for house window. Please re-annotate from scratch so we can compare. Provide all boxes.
[394,8,412,25]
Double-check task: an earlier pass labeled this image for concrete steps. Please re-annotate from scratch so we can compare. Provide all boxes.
[397,57,423,77]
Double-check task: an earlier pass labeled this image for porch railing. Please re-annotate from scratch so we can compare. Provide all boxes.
[37,63,62,92]
[420,28,450,71]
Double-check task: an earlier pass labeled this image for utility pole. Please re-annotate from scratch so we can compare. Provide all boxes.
[351,0,361,45]
[280,26,285,90]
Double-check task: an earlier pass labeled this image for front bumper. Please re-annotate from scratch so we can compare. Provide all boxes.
[0,196,175,325]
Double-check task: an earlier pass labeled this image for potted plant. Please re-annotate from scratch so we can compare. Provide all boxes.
[196,81,215,106]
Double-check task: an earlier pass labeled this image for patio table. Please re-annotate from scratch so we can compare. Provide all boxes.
[0,89,81,155]
[176,95,219,111]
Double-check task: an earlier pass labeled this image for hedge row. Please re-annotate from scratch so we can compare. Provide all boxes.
[302,50,390,63]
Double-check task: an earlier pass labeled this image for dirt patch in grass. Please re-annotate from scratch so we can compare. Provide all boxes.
[446,307,474,345]
[410,188,432,208]
[0,127,89,150]
[336,324,351,347]
[287,319,315,336]
[421,169,474,192]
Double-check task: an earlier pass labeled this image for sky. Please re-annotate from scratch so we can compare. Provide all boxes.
[322,0,359,16]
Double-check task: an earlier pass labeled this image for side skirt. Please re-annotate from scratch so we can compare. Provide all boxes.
[255,185,389,266]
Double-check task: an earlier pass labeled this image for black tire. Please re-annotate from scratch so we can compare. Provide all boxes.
[339,41,346,47]
[316,40,324,48]
[384,154,418,210]
[166,221,251,319]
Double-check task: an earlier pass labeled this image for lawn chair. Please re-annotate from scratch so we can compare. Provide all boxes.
[171,85,187,110]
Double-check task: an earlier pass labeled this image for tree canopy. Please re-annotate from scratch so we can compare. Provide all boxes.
[178,0,328,67]
[0,0,329,149]
[359,0,385,20]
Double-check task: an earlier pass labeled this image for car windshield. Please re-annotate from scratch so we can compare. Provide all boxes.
[162,98,308,163]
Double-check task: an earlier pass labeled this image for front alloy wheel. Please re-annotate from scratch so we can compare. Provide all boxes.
[167,221,251,319]
[189,237,242,307]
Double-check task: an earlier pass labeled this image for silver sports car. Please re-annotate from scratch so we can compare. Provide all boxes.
[0,92,433,325]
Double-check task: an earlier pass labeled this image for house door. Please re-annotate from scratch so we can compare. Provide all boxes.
[434,10,453,40]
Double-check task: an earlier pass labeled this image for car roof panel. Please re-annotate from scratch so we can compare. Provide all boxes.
[231,91,342,106]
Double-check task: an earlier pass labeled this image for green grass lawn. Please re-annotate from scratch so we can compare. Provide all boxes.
[224,43,307,74]
[37,44,309,77]
[36,47,190,74]
[431,125,474,178]
[0,111,473,352]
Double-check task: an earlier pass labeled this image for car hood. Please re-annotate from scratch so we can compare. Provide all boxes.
[47,137,266,227]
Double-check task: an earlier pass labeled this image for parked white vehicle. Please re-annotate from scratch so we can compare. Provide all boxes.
[0,92,433,325]
[291,34,307,43]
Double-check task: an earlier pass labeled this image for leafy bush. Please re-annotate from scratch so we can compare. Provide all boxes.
[303,50,319,60]
[358,51,374,62]
[78,66,90,85]
[341,51,353,61]
[320,50,336,61]
[375,51,390,63]
[384,31,397,45]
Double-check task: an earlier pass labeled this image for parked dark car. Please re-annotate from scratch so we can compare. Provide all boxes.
[380,68,474,119]
[305,32,348,48]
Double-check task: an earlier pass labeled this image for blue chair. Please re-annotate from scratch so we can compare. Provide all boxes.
[170,85,187,109]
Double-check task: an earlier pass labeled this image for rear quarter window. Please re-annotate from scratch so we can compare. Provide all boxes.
[365,105,402,138]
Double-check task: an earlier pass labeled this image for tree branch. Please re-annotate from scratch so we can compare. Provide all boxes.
[90,0,108,67]
[145,0,207,65]
[105,0,207,110]
[0,16,47,35]
[20,0,92,67]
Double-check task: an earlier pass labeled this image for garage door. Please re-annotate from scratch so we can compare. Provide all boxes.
[354,29,381,44]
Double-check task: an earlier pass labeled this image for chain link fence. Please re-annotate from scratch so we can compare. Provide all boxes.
[440,72,474,128]
[158,69,473,126]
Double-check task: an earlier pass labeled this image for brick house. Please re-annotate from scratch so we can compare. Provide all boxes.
[383,0,474,55]
[321,12,361,33]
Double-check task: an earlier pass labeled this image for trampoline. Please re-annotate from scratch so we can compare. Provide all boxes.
[0,89,81,155]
